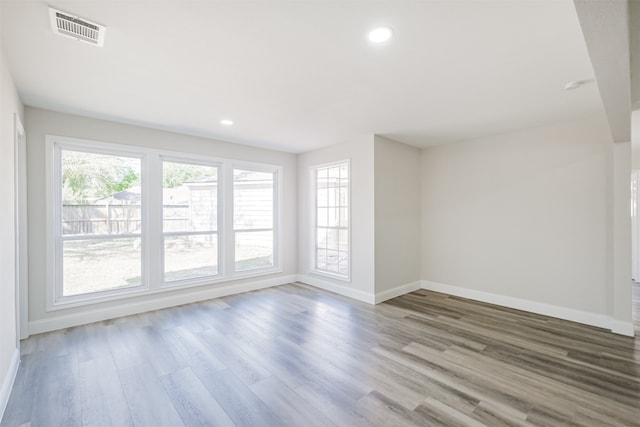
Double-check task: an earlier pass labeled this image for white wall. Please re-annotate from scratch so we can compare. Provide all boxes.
[25,107,297,332]
[612,141,633,333]
[373,136,421,297]
[631,110,640,168]
[0,19,25,418]
[421,115,615,318]
[297,135,376,301]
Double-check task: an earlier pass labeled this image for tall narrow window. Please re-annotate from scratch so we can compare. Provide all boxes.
[233,169,275,272]
[313,161,349,279]
[58,148,143,297]
[163,161,219,282]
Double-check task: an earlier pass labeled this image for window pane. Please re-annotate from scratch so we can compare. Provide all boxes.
[339,186,348,206]
[317,187,328,208]
[63,238,141,296]
[339,207,349,227]
[326,250,339,272]
[327,228,339,250]
[317,168,328,184]
[339,254,349,275]
[163,162,217,232]
[317,228,327,250]
[164,234,218,282]
[317,207,328,227]
[61,150,141,236]
[327,186,338,207]
[235,230,273,271]
[316,249,327,271]
[234,169,274,230]
[338,229,349,251]
[328,207,337,227]
[339,163,348,178]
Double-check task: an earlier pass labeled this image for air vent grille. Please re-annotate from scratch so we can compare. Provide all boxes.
[49,8,105,47]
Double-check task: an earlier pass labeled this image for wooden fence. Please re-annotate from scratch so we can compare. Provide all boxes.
[62,204,190,235]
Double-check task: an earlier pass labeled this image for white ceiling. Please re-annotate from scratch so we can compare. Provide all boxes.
[1,0,604,153]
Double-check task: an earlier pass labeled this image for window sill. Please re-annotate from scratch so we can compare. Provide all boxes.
[48,268,284,312]
[308,269,350,283]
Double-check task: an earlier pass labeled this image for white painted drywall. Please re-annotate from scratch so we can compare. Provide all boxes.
[0,26,24,418]
[574,0,630,143]
[373,136,421,294]
[297,135,375,297]
[630,0,640,111]
[612,141,633,329]
[25,107,297,328]
[632,110,640,168]
[421,115,615,316]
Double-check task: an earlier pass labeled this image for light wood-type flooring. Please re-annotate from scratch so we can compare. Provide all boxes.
[2,282,640,426]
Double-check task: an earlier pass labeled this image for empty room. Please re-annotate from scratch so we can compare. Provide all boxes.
[1,0,639,426]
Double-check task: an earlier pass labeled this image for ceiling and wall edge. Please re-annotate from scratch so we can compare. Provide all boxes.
[573,0,631,143]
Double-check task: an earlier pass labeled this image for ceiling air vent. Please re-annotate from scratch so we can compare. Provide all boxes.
[49,7,105,47]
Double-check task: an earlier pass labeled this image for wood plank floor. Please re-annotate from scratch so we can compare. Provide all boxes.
[2,282,640,427]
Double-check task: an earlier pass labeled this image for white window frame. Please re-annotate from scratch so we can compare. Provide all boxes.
[230,162,283,277]
[160,156,223,286]
[309,159,351,282]
[46,135,283,311]
[46,136,149,309]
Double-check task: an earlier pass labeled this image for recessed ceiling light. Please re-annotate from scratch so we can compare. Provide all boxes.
[220,119,233,125]
[368,26,393,43]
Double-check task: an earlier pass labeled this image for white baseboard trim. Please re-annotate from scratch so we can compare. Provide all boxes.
[421,280,634,337]
[297,274,375,304]
[375,281,422,304]
[0,349,19,422]
[610,319,636,337]
[28,274,298,335]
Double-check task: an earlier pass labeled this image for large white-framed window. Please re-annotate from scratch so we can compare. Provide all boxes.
[232,166,280,273]
[310,160,350,281]
[162,159,221,283]
[46,135,282,310]
[48,139,148,307]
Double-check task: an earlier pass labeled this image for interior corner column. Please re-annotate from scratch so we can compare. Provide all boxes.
[612,140,633,335]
